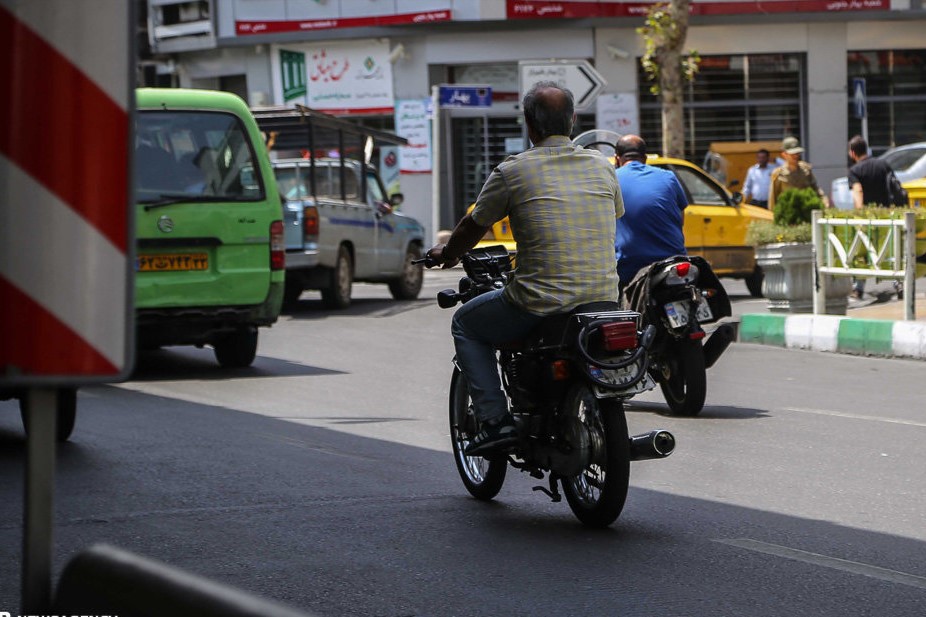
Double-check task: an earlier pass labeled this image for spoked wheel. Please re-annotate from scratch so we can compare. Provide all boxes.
[658,339,707,416]
[449,368,507,501]
[560,384,630,528]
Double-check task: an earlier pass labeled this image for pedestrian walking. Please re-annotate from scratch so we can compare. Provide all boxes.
[846,135,906,298]
[742,148,773,208]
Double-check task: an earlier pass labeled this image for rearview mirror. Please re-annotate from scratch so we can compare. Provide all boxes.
[390,192,404,207]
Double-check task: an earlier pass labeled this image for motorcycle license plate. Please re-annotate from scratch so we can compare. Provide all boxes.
[664,299,712,328]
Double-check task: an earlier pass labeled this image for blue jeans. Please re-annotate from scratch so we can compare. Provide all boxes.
[451,289,544,423]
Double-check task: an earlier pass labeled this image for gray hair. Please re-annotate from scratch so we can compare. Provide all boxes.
[522,81,575,141]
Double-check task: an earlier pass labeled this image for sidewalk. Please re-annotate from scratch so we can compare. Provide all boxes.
[737,278,926,361]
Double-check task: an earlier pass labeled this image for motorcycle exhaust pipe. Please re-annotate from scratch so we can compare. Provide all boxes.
[703,322,737,369]
[629,430,676,461]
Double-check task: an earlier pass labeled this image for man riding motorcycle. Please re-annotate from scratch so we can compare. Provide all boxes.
[613,134,689,292]
[425,81,624,456]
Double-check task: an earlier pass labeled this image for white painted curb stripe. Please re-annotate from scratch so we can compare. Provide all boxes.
[892,321,926,359]
[783,314,844,352]
[0,157,126,366]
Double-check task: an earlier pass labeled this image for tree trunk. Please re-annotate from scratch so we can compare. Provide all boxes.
[660,0,689,159]
[660,47,686,158]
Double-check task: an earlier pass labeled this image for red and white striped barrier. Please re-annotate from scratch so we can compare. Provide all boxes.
[0,0,133,383]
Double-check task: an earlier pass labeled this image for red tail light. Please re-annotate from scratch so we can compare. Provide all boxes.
[270,220,285,271]
[551,360,571,381]
[303,205,319,241]
[675,262,691,277]
[601,321,638,351]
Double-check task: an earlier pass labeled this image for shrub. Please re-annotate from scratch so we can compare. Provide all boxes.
[773,187,823,226]
[745,221,812,246]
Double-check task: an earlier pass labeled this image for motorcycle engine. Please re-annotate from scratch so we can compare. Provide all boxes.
[545,411,601,477]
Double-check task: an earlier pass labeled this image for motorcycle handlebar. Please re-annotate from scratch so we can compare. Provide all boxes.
[412,256,438,268]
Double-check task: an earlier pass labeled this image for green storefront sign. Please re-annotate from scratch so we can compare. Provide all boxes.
[280,49,306,102]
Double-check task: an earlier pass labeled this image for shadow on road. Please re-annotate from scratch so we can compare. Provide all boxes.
[128,348,345,382]
[0,387,922,617]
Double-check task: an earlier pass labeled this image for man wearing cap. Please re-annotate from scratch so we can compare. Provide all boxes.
[613,134,689,288]
[768,136,830,211]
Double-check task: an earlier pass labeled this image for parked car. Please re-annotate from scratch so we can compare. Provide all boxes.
[134,88,285,368]
[472,130,773,296]
[831,141,926,210]
[273,157,426,308]
[905,177,926,208]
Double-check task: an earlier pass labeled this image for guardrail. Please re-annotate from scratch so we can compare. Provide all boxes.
[812,210,917,320]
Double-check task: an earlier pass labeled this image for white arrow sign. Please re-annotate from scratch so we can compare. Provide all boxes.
[519,59,607,110]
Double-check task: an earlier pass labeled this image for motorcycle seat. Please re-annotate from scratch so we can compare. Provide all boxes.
[496,301,623,351]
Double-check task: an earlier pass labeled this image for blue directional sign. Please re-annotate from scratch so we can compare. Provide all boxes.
[438,84,492,108]
[852,77,867,119]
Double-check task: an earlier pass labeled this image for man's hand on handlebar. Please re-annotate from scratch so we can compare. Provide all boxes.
[423,244,460,269]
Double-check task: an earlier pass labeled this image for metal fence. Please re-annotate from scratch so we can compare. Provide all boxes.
[812,210,918,320]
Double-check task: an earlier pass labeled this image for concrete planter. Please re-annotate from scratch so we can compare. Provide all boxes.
[755,242,850,315]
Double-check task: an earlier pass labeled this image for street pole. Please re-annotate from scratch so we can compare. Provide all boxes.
[430,85,441,243]
[22,387,57,613]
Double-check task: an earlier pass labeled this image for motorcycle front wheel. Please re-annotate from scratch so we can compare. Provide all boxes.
[658,339,707,416]
[560,384,630,528]
[449,368,507,501]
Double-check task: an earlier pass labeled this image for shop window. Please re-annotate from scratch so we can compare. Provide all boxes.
[847,50,926,152]
[639,53,804,161]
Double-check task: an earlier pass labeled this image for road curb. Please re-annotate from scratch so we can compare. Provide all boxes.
[738,313,926,360]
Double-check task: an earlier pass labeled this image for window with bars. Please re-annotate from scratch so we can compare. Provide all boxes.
[847,49,926,153]
[449,113,597,221]
[638,53,805,161]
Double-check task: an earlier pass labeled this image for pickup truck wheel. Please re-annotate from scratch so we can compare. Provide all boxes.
[20,388,77,442]
[388,246,424,300]
[213,326,258,368]
[322,246,353,309]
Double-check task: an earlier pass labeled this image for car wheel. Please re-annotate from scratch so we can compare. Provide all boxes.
[322,245,353,309]
[388,245,424,300]
[213,326,258,368]
[745,266,764,298]
[20,388,78,442]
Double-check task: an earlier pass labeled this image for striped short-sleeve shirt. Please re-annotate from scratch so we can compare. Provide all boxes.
[470,135,623,315]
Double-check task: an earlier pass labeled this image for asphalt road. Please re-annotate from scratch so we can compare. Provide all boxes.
[1,269,925,616]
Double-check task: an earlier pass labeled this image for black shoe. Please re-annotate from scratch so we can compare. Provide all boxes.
[464,416,518,456]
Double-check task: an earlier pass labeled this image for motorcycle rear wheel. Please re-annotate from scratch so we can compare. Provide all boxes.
[449,368,507,501]
[560,384,630,528]
[658,339,707,416]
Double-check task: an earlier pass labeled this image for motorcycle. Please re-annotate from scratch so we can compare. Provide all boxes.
[622,255,736,416]
[420,245,675,528]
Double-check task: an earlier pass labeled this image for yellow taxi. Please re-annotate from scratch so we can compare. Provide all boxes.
[472,130,773,296]
[904,177,926,208]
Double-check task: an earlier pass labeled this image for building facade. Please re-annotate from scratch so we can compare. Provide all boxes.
[145,0,926,240]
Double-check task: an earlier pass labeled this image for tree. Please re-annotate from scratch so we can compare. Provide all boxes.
[637,1,700,158]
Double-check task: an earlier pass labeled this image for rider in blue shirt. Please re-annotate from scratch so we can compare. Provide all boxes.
[614,134,689,287]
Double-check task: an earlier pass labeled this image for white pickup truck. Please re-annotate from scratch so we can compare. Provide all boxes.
[274,157,426,308]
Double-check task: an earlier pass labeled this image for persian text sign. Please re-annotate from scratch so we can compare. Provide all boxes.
[270,39,394,115]
[0,0,133,385]
[395,99,432,174]
[507,0,890,19]
[519,60,605,110]
[237,9,450,36]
